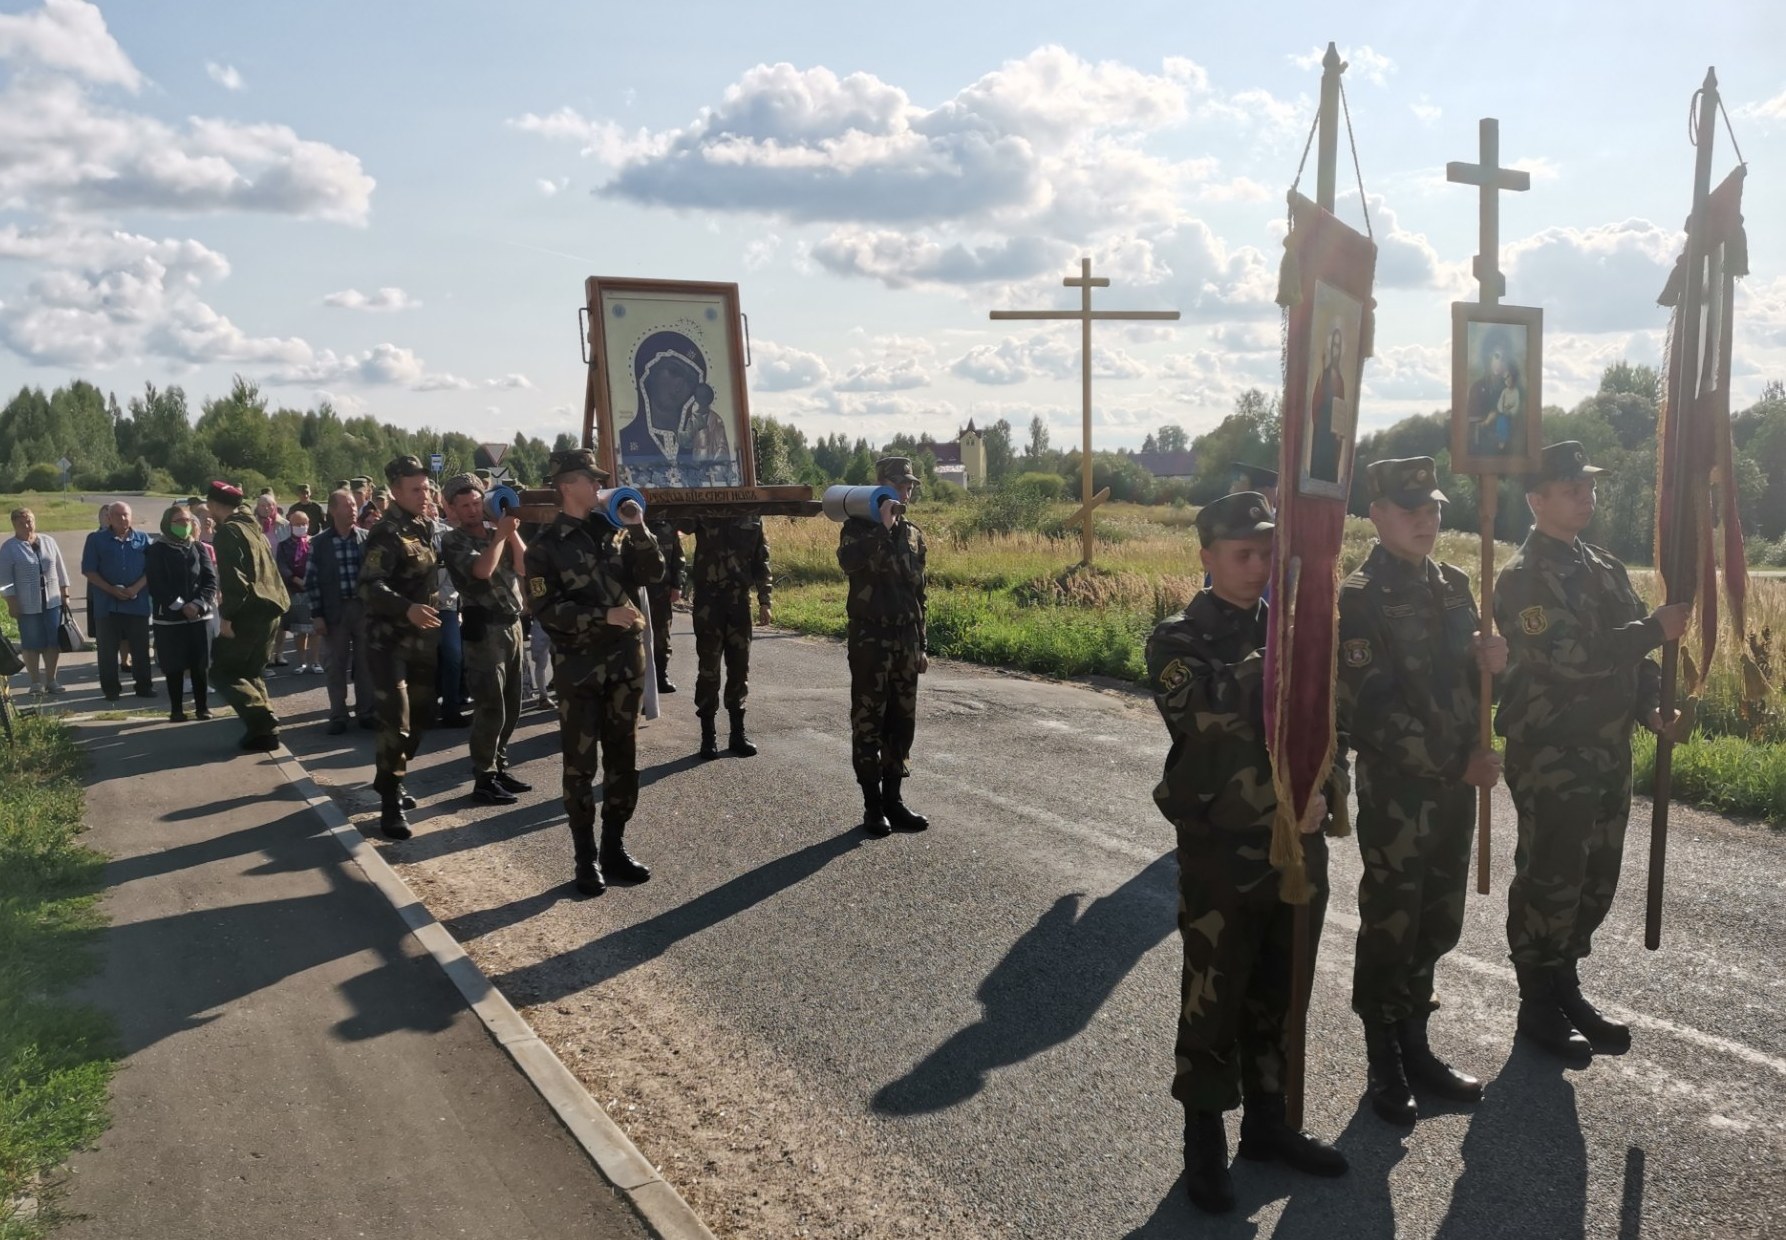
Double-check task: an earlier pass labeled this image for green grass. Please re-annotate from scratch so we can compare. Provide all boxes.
[1634,730,1786,823]
[0,493,182,536]
[0,717,114,1239]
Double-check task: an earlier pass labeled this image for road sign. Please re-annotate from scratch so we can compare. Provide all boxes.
[429,453,444,474]
[488,465,512,484]
[481,442,509,466]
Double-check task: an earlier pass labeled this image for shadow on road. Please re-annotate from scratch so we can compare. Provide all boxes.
[872,849,1177,1116]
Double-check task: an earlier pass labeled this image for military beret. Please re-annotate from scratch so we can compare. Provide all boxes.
[384,455,426,483]
[205,479,244,505]
[442,472,483,503]
[1528,440,1605,487]
[547,447,609,484]
[1366,456,1448,508]
[876,455,918,485]
[1196,491,1275,543]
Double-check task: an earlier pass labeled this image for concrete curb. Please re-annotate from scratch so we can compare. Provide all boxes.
[271,747,719,1240]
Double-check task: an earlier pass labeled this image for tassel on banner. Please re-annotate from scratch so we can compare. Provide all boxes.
[1269,804,1311,905]
[1276,228,1302,309]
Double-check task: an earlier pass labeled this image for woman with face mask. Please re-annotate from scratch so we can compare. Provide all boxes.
[277,510,321,673]
[145,503,220,722]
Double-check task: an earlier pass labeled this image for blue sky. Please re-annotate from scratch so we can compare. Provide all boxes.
[1,0,1783,454]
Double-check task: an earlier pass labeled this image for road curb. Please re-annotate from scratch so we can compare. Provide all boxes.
[271,747,720,1240]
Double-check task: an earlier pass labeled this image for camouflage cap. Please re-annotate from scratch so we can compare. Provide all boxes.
[383,455,427,483]
[349,476,372,488]
[334,479,351,491]
[876,456,918,484]
[1529,440,1605,486]
[1365,456,1448,508]
[442,472,484,503]
[1196,491,1275,543]
[546,447,610,484]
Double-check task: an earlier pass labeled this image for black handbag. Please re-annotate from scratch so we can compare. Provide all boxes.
[57,610,87,654]
[0,629,23,677]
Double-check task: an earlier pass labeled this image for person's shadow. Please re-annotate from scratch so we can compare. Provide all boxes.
[872,850,1177,1116]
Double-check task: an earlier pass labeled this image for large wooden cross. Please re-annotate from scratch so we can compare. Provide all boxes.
[1447,118,1531,894]
[990,258,1180,567]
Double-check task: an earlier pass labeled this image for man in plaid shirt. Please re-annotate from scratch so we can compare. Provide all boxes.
[308,488,374,734]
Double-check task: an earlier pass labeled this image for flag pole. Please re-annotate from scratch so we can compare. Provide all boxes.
[1648,68,1720,951]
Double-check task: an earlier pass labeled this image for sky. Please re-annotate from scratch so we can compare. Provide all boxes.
[0,0,1783,456]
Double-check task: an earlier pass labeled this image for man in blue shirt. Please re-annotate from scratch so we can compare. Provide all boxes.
[82,501,154,701]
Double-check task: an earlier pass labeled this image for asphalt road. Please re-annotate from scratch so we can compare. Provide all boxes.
[245,612,1783,1239]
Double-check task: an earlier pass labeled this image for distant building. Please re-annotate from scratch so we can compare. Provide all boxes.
[926,421,989,488]
[1130,450,1199,480]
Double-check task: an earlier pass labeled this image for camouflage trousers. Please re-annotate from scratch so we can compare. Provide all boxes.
[846,620,919,787]
[555,637,645,835]
[210,611,281,740]
[369,630,439,795]
[464,615,522,774]
[646,579,674,672]
[1351,764,1475,1024]
[1505,741,1633,968]
[1173,828,1329,1114]
[694,591,752,717]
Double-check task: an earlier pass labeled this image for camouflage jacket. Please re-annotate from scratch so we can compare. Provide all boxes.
[838,515,926,635]
[647,517,685,594]
[213,509,289,624]
[359,507,439,643]
[523,513,665,659]
[691,517,772,607]
[1493,529,1662,747]
[1337,544,1484,783]
[440,525,523,623]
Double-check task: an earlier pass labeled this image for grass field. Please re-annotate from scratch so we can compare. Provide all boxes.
[0,717,114,1238]
[0,493,183,535]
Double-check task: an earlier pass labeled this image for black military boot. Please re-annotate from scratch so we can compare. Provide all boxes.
[860,781,891,838]
[882,773,929,832]
[473,773,518,805]
[1397,1012,1484,1102]
[698,714,720,760]
[728,708,757,757]
[1237,1093,1348,1177]
[1183,1111,1235,1215]
[569,817,603,897]
[600,818,651,884]
[1556,962,1631,1052]
[493,769,532,794]
[657,671,677,694]
[379,791,412,841]
[1362,1020,1417,1125]
[1514,964,1593,1062]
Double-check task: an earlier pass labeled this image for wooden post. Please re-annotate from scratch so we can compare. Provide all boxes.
[1648,68,1721,951]
[1446,118,1530,893]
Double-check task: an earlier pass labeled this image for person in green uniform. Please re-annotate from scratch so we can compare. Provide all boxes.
[525,448,665,896]
[1336,457,1506,1123]
[205,480,290,752]
[441,474,533,805]
[1493,441,1688,1058]
[1146,490,1348,1214]
[358,455,443,840]
[645,516,684,695]
[691,516,773,760]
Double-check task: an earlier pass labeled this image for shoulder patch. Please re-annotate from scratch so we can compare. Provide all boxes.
[1157,658,1190,692]
[363,546,387,575]
[1519,605,1548,636]
[1342,638,1373,668]
[529,576,547,599]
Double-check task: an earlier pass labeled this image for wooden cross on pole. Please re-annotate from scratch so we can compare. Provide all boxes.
[991,258,1180,567]
[1447,118,1530,895]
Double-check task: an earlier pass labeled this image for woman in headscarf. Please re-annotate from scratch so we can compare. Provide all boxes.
[145,502,219,722]
[276,505,320,674]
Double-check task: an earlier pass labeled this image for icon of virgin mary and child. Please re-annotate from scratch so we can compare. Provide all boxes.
[616,330,741,488]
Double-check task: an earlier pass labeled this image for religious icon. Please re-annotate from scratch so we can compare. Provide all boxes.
[1299,280,1364,499]
[1450,302,1543,476]
[585,277,753,490]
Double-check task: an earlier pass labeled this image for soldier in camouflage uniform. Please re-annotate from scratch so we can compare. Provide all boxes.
[441,473,533,806]
[525,448,665,897]
[838,456,929,837]
[204,480,290,752]
[1336,458,1507,1124]
[645,516,684,695]
[1494,441,1689,1058]
[1146,490,1348,1214]
[359,455,444,840]
[692,516,773,760]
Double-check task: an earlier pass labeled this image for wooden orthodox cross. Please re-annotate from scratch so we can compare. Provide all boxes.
[1447,119,1532,895]
[990,259,1180,567]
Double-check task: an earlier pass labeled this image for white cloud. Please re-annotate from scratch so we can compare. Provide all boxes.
[950,331,1151,384]
[750,339,830,391]
[1209,321,1278,354]
[205,60,243,91]
[1503,218,1681,332]
[536,176,568,196]
[0,0,139,90]
[1358,194,1461,291]
[486,373,533,389]
[834,358,930,392]
[742,233,780,270]
[813,229,1072,289]
[411,372,473,392]
[1734,87,1786,124]
[1289,45,1395,88]
[1410,97,1441,127]
[269,342,428,387]
[1361,342,1447,402]
[323,286,420,312]
[1197,176,1271,204]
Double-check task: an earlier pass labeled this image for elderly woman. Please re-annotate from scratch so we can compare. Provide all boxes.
[275,506,320,673]
[145,503,219,722]
[0,507,71,694]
